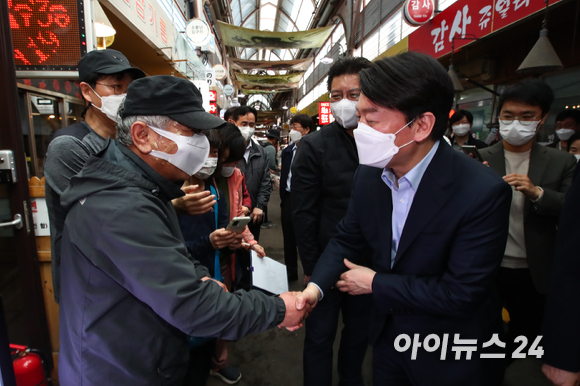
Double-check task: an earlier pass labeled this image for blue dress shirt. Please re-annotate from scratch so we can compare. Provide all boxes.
[382,140,440,267]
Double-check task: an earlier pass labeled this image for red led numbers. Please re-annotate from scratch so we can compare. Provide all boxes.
[9,0,84,69]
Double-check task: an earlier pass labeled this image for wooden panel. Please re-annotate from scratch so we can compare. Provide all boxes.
[39,263,59,352]
[29,176,45,198]
[51,352,59,385]
[36,236,51,262]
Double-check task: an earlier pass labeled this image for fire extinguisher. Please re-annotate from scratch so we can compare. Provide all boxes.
[10,344,49,386]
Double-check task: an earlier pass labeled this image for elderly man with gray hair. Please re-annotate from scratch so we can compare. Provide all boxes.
[57,75,309,386]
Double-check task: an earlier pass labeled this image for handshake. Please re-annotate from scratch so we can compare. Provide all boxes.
[278,285,321,331]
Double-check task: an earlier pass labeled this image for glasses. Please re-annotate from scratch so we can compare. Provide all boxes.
[329,91,360,103]
[498,115,541,126]
[556,123,576,130]
[96,82,125,95]
[291,124,303,131]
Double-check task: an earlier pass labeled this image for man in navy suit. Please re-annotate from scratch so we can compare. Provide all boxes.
[297,52,512,385]
[280,114,314,281]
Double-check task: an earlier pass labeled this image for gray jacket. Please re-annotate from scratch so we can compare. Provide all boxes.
[58,141,285,386]
[480,141,577,293]
[237,140,272,210]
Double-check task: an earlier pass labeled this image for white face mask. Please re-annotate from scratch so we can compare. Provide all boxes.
[353,120,415,169]
[452,123,471,137]
[238,126,254,141]
[90,86,125,123]
[194,157,218,180]
[574,154,580,162]
[289,129,302,143]
[148,126,210,176]
[221,166,236,178]
[556,129,575,141]
[330,99,358,129]
[499,120,540,147]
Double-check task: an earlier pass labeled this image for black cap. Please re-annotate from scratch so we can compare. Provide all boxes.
[78,49,145,82]
[119,75,226,130]
[266,128,281,141]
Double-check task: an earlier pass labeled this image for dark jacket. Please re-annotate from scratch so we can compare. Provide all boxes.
[237,141,272,211]
[44,122,106,303]
[450,135,489,149]
[310,142,512,384]
[177,181,229,277]
[542,164,580,373]
[279,143,295,203]
[58,141,285,386]
[291,122,361,276]
[480,141,577,293]
[262,141,279,172]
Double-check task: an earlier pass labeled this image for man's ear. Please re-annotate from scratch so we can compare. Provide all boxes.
[131,122,153,154]
[228,118,236,125]
[413,113,436,143]
[79,82,95,104]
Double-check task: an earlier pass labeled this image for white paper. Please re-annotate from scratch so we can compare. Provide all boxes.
[31,198,50,236]
[251,251,288,295]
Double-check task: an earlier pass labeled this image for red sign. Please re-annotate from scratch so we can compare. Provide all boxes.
[408,0,562,59]
[318,102,334,125]
[9,0,86,70]
[209,90,217,102]
[404,0,435,26]
[209,102,218,115]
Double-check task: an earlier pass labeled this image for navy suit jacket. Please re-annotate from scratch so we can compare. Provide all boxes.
[279,143,295,203]
[310,142,512,381]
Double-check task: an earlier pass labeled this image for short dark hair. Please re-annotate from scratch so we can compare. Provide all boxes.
[450,110,474,126]
[498,79,554,117]
[219,123,246,163]
[555,109,580,124]
[327,57,373,93]
[203,129,222,149]
[224,107,238,122]
[232,106,258,122]
[290,114,314,134]
[82,71,135,89]
[566,131,580,152]
[359,51,454,140]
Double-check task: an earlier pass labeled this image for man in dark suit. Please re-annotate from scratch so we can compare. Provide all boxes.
[297,52,512,385]
[280,114,313,281]
[542,164,580,386]
[479,80,577,358]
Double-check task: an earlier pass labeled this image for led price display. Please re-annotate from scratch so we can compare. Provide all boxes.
[9,0,86,71]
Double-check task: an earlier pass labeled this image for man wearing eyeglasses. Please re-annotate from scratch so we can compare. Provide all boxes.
[291,57,373,386]
[480,79,577,363]
[44,49,145,304]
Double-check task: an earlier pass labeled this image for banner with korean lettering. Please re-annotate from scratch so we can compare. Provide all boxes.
[319,102,335,125]
[408,0,562,59]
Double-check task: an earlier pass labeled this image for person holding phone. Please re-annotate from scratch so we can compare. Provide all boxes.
[448,110,488,151]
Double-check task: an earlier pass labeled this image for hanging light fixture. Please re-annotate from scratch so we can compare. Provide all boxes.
[93,1,116,37]
[516,0,563,74]
[448,39,464,92]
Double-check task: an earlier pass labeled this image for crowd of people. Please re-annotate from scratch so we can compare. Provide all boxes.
[42,48,580,386]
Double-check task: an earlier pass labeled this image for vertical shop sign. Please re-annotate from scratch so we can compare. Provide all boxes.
[319,102,334,125]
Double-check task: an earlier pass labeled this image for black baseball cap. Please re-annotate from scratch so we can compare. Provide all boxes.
[266,128,281,141]
[78,49,145,82]
[119,75,226,130]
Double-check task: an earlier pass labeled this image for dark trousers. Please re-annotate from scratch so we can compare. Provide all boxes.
[497,267,546,355]
[373,320,504,386]
[183,339,217,386]
[281,193,298,279]
[248,218,262,242]
[303,288,372,386]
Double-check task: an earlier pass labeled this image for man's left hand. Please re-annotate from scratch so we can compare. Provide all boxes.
[503,173,542,200]
[542,364,580,386]
[336,259,376,295]
[251,208,264,224]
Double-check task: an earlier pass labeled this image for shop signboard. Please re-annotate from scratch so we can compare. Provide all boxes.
[408,0,562,59]
[209,102,218,115]
[209,90,217,102]
[192,80,210,112]
[9,0,87,71]
[213,64,227,80]
[223,84,235,96]
[205,69,215,86]
[403,0,435,26]
[319,102,334,125]
[186,18,211,46]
